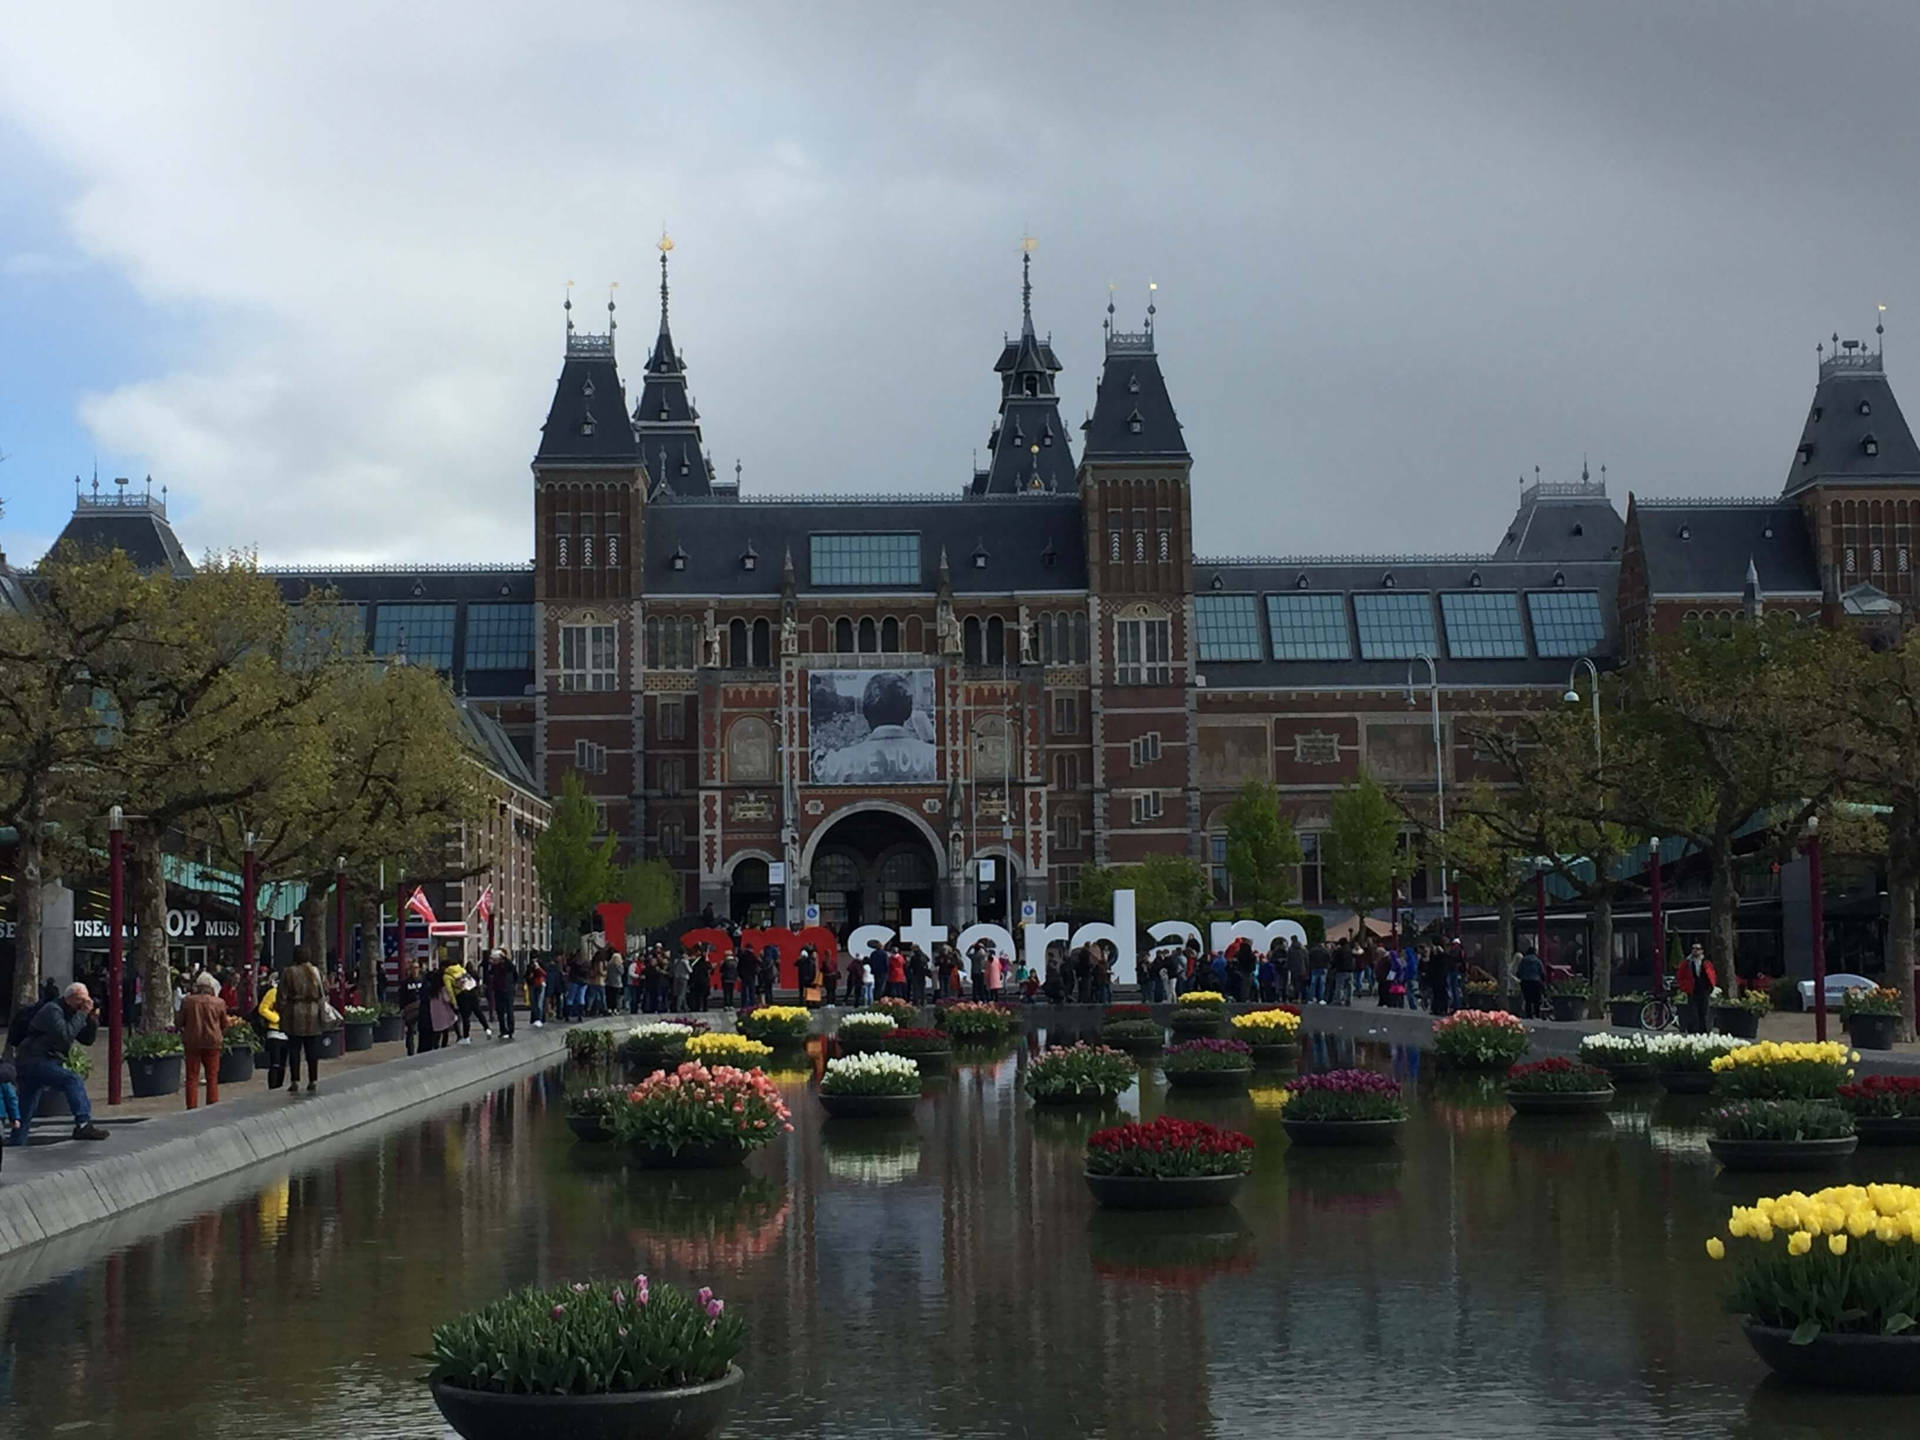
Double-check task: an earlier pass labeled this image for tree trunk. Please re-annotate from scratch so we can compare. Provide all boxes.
[358,896,381,1000]
[1888,866,1917,1044]
[298,890,327,969]
[1709,844,1740,999]
[131,825,171,1034]
[10,826,44,1015]
[1494,891,1516,1005]
[1590,886,1614,1018]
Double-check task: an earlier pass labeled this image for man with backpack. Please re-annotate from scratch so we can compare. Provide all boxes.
[10,983,111,1145]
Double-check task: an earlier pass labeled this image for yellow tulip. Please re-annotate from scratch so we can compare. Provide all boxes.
[1828,1233,1847,1256]
[1788,1231,1813,1256]
[1705,1237,1726,1260]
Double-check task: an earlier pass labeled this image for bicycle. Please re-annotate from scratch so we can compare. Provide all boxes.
[1639,991,1679,1032]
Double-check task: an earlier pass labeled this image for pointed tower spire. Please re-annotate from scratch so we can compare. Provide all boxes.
[1020,234,1036,337]
[972,239,1076,495]
[632,231,716,496]
[658,231,672,336]
[1743,557,1764,621]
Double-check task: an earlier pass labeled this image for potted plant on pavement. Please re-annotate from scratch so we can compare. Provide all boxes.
[1609,991,1651,1029]
[341,1005,379,1052]
[1281,1069,1408,1145]
[1645,1032,1751,1093]
[1841,987,1903,1052]
[127,1030,185,1097]
[934,1000,1016,1046]
[427,1275,746,1440]
[1838,1076,1920,1145]
[372,1001,406,1044]
[568,1026,619,1069]
[1162,1038,1255,1091]
[1230,1007,1303,1065]
[1577,1032,1654,1084]
[1711,988,1772,1040]
[1547,977,1590,1023]
[1024,1042,1138,1106]
[818,1051,923,1117]
[1083,1116,1254,1209]
[1506,1057,1617,1115]
[610,1061,792,1167]
[1706,1099,1857,1171]
[565,1085,626,1143]
[873,1026,953,1072]
[218,1018,263,1084]
[1708,1183,1920,1392]
[737,1004,811,1047]
[1431,1010,1530,1071]
[1169,991,1228,1038]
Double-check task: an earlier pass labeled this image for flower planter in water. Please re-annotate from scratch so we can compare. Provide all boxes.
[631,1140,750,1169]
[430,1365,743,1440]
[1029,1089,1122,1109]
[1608,1000,1644,1029]
[1164,1066,1253,1092]
[819,1092,919,1119]
[1100,1031,1164,1056]
[373,1014,406,1044]
[566,1113,613,1143]
[128,1054,183,1098]
[343,1021,375,1053]
[1658,1069,1715,1095]
[1282,1117,1406,1147]
[1706,1135,1858,1172]
[1548,995,1586,1023]
[881,1048,951,1073]
[1851,1115,1920,1146]
[1846,1013,1899,1051]
[1710,1006,1762,1040]
[1247,1042,1298,1067]
[1084,1171,1244,1210]
[1739,1324,1920,1393]
[1168,1014,1225,1039]
[1507,1087,1614,1116]
[217,1049,256,1085]
[1598,1060,1655,1085]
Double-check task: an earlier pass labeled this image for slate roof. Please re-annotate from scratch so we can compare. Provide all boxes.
[1082,319,1189,462]
[1627,498,1820,597]
[1492,480,1624,562]
[0,554,30,615]
[46,493,194,577]
[643,493,1089,596]
[459,697,539,793]
[533,333,640,467]
[1187,556,1620,690]
[1782,349,1920,497]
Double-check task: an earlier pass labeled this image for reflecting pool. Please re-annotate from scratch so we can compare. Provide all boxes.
[4,1030,1919,1438]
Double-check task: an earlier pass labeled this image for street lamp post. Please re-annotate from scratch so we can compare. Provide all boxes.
[1649,836,1665,1006]
[334,856,347,987]
[241,830,257,1010]
[1563,657,1602,769]
[107,805,125,1107]
[1807,815,1828,1044]
[1405,654,1447,899]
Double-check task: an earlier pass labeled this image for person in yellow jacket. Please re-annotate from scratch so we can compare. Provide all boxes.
[255,980,287,1089]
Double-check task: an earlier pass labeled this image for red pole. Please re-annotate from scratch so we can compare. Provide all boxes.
[1390,874,1400,945]
[241,833,257,1010]
[1535,870,1547,955]
[107,807,125,1107]
[1809,829,1828,1044]
[1649,837,1665,1004]
[334,859,347,992]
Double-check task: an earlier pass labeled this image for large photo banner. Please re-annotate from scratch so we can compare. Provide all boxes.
[808,668,937,784]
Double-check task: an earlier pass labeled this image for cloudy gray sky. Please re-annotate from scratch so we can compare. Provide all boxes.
[1,1,1914,565]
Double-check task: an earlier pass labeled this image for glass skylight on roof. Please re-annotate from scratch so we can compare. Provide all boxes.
[464,603,534,670]
[373,603,456,670]
[1440,591,1527,658]
[1352,592,1436,660]
[1264,593,1350,660]
[809,533,920,587]
[1194,593,1262,661]
[1527,590,1607,657]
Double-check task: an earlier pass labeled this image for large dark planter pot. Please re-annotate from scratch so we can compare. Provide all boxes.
[1846,1013,1899,1051]
[566,1112,614,1142]
[630,1140,751,1169]
[1100,1030,1164,1056]
[1739,1323,1920,1393]
[128,1053,183,1098]
[1707,1135,1859,1172]
[1658,1069,1716,1095]
[1030,1089,1124,1108]
[1247,1042,1298,1067]
[1609,1000,1645,1029]
[1168,1012,1225,1038]
[1282,1116,1406,1147]
[1164,1066,1253,1092]
[1851,1114,1920,1145]
[430,1365,744,1440]
[373,1014,405,1044]
[342,1021,375,1053]
[316,1030,342,1060]
[218,1048,257,1084]
[1548,995,1587,1023]
[1711,1006,1762,1040]
[880,1048,951,1073]
[1084,1170,1245,1210]
[1507,1087,1615,1115]
[1599,1061,1656,1085]
[819,1091,919,1119]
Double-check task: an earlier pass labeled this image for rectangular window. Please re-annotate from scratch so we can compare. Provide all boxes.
[1352,592,1437,660]
[1440,591,1528,659]
[1054,811,1082,851]
[1115,617,1172,685]
[1265,593,1350,660]
[1052,695,1078,735]
[1210,832,1230,902]
[1129,732,1162,767]
[808,533,920,587]
[1194,594,1263,661]
[464,603,534,670]
[1298,832,1324,906]
[659,819,684,856]
[1053,752,1080,790]
[372,603,456,670]
[1054,863,1081,899]
[659,758,684,796]
[591,800,610,835]
[560,624,618,692]
[1130,791,1164,825]
[656,697,685,741]
[1526,590,1607,658]
[574,739,607,774]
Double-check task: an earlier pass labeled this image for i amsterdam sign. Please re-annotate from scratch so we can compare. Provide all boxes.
[0,908,248,943]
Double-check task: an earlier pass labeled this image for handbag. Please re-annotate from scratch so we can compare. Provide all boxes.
[320,1001,343,1028]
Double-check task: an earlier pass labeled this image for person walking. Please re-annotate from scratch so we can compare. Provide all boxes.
[738,944,759,1009]
[1515,945,1547,1019]
[689,951,712,1011]
[886,945,908,1001]
[525,957,547,1029]
[278,956,327,1094]
[487,949,518,1040]
[1678,943,1716,1033]
[1307,940,1330,1004]
[670,949,691,1011]
[820,948,839,1007]
[179,972,229,1109]
[797,947,818,1006]
[719,949,739,1009]
[984,949,1004,1002]
[10,983,110,1144]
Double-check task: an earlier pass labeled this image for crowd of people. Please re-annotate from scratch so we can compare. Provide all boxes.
[1135,932,1482,1015]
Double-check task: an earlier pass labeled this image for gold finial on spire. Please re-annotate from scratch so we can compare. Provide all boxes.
[1020,234,1037,255]
[658,231,674,254]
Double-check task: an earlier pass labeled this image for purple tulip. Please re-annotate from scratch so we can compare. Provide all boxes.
[698,1286,714,1307]
[705,1297,725,1319]
[550,1304,566,1320]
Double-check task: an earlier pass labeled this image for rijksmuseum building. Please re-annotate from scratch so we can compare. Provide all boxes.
[57,249,1920,943]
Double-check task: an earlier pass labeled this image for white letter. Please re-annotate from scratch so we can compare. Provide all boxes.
[1025,921,1069,975]
[1209,918,1308,954]
[1071,888,1138,985]
[1148,921,1202,951]
[847,925,896,956]
[900,908,948,953]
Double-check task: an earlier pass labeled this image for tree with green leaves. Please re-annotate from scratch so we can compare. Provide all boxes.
[619,858,684,938]
[1324,769,1399,933]
[1222,779,1302,913]
[1070,853,1213,930]
[533,771,619,943]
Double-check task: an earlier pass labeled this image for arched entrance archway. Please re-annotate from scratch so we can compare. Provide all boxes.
[802,804,945,931]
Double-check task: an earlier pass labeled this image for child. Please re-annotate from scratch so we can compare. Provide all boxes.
[0,1058,20,1140]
